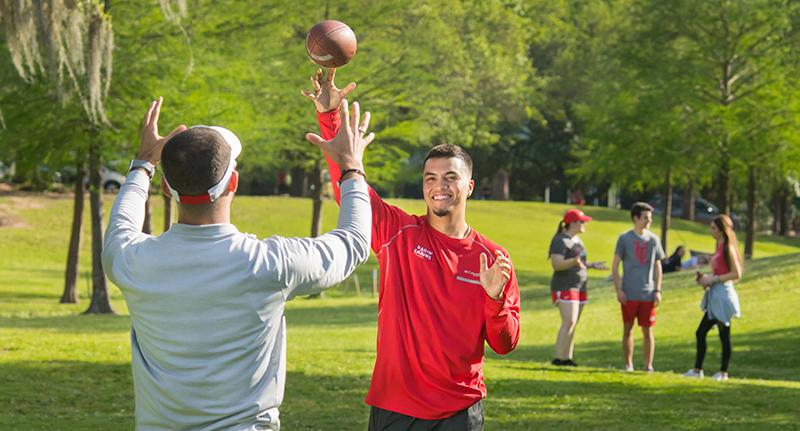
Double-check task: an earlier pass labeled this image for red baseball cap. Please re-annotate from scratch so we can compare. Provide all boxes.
[563,209,592,224]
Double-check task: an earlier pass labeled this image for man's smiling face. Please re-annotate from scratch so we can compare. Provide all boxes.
[422,157,474,218]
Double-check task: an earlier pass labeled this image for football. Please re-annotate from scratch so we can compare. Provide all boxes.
[306,20,358,68]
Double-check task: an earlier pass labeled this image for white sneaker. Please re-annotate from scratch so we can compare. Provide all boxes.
[712,372,728,381]
[645,367,655,373]
[624,364,634,372]
[683,369,704,378]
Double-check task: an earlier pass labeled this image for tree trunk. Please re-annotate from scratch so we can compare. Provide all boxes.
[772,184,786,235]
[290,166,308,197]
[142,197,152,234]
[661,168,672,252]
[308,161,324,299]
[163,193,173,232]
[492,169,510,201]
[771,187,781,235]
[682,179,695,221]
[778,184,789,236]
[310,163,324,238]
[744,166,757,260]
[84,136,115,314]
[717,150,731,215]
[61,162,85,304]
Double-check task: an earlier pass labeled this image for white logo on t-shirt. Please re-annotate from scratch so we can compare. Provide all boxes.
[413,245,433,261]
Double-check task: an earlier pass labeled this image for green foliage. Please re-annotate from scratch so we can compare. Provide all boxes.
[572,0,800,203]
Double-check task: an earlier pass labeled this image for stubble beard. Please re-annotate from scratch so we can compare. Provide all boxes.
[432,207,451,217]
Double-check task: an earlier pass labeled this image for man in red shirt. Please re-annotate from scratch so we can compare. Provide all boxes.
[302,69,521,430]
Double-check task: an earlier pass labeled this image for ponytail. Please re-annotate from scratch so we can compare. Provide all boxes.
[549,221,567,258]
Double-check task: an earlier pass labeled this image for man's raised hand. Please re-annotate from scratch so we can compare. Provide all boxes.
[305,99,373,173]
[138,97,187,165]
[301,68,357,113]
[480,250,512,301]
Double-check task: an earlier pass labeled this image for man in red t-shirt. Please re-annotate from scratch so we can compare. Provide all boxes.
[302,69,521,430]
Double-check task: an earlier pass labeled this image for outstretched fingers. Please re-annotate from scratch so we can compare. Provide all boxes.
[363,132,375,146]
[300,89,316,101]
[149,97,163,133]
[341,82,357,98]
[360,111,371,134]
[143,100,156,129]
[491,250,512,281]
[305,132,326,148]
[311,73,322,93]
[351,101,360,136]
[165,125,188,141]
[339,99,351,132]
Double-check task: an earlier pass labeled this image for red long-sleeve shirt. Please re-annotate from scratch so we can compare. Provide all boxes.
[317,110,521,420]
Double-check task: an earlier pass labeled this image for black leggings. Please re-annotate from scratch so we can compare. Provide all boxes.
[694,313,732,372]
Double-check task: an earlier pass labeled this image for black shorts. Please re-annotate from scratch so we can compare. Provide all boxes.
[368,400,484,431]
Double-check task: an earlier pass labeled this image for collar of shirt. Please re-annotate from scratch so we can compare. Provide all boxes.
[167,223,239,238]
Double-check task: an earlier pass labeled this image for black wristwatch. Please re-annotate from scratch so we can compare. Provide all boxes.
[129,159,155,180]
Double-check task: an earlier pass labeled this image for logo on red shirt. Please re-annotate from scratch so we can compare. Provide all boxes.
[413,244,433,261]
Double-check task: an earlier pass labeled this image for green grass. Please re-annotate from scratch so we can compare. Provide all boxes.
[1,193,799,430]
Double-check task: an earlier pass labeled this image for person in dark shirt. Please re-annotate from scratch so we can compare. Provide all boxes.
[548,209,607,367]
[661,246,686,273]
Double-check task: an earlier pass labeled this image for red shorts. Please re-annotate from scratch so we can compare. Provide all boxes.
[552,289,588,305]
[621,301,656,327]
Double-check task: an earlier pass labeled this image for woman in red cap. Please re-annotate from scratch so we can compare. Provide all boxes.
[548,209,607,366]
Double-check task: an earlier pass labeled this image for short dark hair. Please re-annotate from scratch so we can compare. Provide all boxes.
[630,202,654,219]
[161,128,231,196]
[423,144,473,176]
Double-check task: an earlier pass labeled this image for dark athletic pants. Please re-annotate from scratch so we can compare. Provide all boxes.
[694,313,732,372]
[368,401,484,431]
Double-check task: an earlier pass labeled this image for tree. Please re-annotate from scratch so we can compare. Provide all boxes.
[656,0,800,217]
[1,0,115,312]
[569,0,709,251]
[0,39,91,304]
[573,0,800,258]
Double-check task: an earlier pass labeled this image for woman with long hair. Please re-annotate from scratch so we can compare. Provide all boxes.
[549,209,607,366]
[683,214,743,381]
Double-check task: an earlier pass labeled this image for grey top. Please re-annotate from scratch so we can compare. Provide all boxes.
[549,232,588,292]
[102,170,371,431]
[614,230,665,301]
[701,281,741,326]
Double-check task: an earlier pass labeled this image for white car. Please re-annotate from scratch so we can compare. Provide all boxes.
[101,166,127,193]
[75,166,126,192]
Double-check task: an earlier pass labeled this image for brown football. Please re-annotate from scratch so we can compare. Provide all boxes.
[306,20,357,68]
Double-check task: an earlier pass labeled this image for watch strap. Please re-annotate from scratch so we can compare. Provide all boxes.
[129,159,155,180]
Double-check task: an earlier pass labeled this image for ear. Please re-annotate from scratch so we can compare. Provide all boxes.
[160,178,172,198]
[467,178,475,198]
[228,170,239,194]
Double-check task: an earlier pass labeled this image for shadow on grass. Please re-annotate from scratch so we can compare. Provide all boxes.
[494,326,800,382]
[0,358,372,431]
[734,252,800,284]
[0,360,134,430]
[286,301,377,329]
[1,357,797,430]
[0,314,130,333]
[486,375,800,431]
[0,290,65,301]
[748,234,800,248]
[281,370,371,430]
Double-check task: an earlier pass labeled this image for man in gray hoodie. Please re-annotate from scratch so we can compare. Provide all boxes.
[102,97,373,430]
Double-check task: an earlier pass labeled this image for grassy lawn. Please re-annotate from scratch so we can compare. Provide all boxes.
[1,193,799,430]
